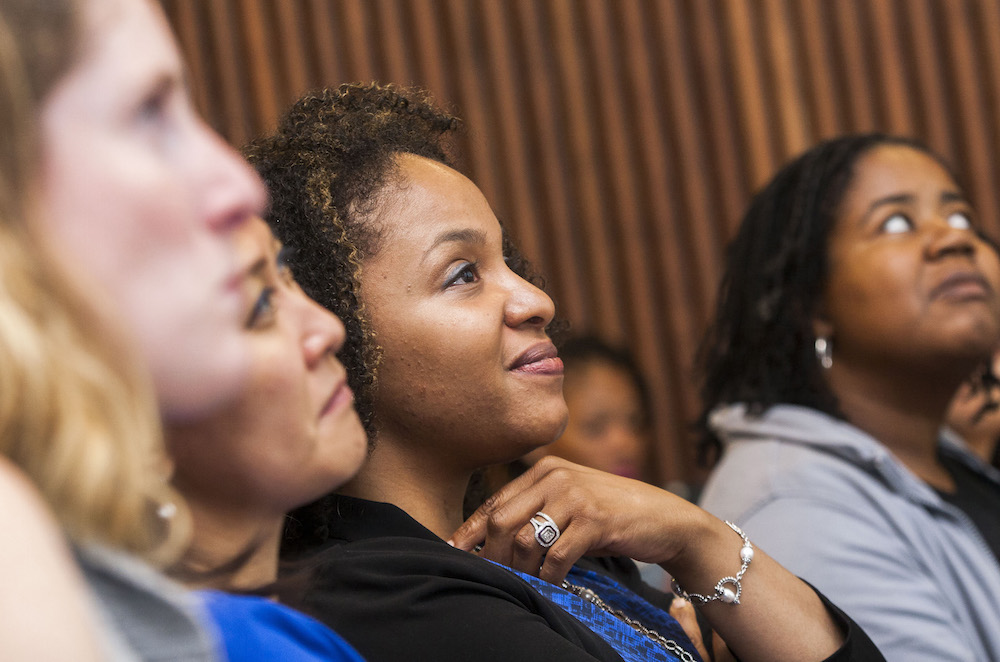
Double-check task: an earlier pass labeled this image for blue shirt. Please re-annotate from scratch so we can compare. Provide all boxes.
[199,590,364,662]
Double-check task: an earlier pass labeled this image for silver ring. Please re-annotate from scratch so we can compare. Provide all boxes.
[529,511,560,548]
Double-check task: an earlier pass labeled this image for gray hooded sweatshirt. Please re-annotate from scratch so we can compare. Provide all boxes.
[700,404,1000,662]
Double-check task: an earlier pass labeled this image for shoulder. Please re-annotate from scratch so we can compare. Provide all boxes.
[296,537,623,661]
[79,545,217,662]
[309,535,544,605]
[200,591,364,662]
[701,435,889,523]
[0,459,105,662]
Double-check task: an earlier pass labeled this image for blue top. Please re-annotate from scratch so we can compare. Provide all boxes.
[498,563,701,662]
[199,590,365,662]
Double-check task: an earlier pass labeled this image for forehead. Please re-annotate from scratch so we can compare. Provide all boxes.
[372,153,500,253]
[66,0,180,96]
[841,145,958,210]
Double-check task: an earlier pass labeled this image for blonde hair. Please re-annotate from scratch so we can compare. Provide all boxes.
[0,0,188,564]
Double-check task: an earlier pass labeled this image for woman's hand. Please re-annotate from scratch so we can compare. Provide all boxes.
[449,456,703,584]
[450,456,847,662]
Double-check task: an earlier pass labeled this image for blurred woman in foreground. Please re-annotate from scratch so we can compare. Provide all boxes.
[166,217,367,661]
[2,0,268,658]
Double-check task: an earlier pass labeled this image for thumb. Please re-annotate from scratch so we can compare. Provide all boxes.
[448,508,490,551]
[669,596,711,662]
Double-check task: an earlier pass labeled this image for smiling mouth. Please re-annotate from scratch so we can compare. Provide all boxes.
[509,342,565,375]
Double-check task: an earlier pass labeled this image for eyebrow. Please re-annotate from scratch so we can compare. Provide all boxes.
[247,255,269,281]
[863,190,968,218]
[422,228,488,262]
[864,193,914,217]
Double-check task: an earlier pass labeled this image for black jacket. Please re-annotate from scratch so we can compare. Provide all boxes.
[286,495,885,662]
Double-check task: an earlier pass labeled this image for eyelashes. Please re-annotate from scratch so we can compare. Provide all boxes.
[246,286,276,328]
[444,261,480,289]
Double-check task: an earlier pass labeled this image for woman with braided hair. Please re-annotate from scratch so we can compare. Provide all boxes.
[246,82,883,662]
[697,134,1000,661]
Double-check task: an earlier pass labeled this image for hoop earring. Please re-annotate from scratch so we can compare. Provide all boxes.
[815,337,833,370]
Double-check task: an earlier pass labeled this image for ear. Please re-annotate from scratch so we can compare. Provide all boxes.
[812,303,833,341]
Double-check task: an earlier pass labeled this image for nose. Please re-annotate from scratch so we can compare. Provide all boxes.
[300,292,348,368]
[192,119,268,233]
[503,271,556,329]
[926,220,976,261]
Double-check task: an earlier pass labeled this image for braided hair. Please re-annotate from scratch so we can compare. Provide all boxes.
[696,133,947,464]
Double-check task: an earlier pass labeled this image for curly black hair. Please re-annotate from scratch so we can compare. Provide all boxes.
[696,133,951,465]
[243,82,547,554]
[243,83,460,439]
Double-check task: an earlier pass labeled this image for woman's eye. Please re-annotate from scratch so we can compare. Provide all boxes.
[246,287,276,328]
[445,262,480,288]
[136,90,169,125]
[947,212,973,230]
[881,213,913,235]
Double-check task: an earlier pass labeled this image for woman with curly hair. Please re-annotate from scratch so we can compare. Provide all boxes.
[246,82,883,662]
[697,134,1000,661]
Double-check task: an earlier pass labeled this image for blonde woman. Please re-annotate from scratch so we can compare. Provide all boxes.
[0,2,166,658]
[1,0,266,659]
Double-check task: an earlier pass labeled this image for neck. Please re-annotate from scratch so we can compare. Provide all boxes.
[339,432,472,539]
[826,358,965,490]
[176,499,284,592]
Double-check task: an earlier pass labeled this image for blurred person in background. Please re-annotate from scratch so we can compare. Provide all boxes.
[946,353,1000,469]
[528,335,651,481]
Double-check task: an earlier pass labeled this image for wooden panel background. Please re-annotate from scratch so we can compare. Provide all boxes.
[162,0,1000,487]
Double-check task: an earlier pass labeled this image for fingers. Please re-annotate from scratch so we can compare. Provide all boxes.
[669,597,711,662]
[449,456,677,584]
[449,456,576,551]
[473,485,551,567]
[537,528,591,584]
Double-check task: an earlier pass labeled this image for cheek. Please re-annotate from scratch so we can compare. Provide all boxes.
[375,306,502,394]
[827,251,919,325]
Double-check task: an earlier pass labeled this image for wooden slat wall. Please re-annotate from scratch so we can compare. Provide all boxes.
[162,0,1000,486]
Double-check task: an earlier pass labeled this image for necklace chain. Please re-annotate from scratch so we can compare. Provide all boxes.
[561,580,698,662]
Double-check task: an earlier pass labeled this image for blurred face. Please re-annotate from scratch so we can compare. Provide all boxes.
[545,360,646,479]
[38,0,267,421]
[817,145,1000,374]
[946,354,1000,462]
[169,218,366,516]
[362,154,567,469]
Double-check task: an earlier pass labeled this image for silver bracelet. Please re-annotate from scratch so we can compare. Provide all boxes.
[671,521,753,605]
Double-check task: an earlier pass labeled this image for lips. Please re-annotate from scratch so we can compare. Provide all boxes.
[930,271,993,301]
[320,379,354,417]
[509,342,564,375]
